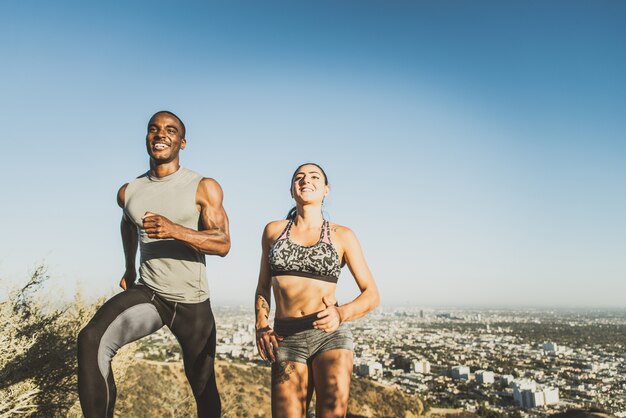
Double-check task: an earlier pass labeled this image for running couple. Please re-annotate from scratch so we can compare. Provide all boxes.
[77,111,380,418]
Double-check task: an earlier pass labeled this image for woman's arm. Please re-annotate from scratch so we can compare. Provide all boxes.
[254,223,282,362]
[314,226,380,332]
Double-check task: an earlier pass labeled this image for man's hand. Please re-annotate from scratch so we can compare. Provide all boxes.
[142,211,179,239]
[313,296,343,333]
[119,270,137,290]
[256,325,283,362]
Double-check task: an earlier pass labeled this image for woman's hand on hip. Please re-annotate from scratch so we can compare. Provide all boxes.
[313,296,343,333]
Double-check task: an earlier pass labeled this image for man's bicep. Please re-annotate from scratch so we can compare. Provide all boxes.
[203,203,229,232]
[199,178,229,232]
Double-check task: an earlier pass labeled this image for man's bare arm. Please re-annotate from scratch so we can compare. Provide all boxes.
[118,184,138,289]
[142,178,231,256]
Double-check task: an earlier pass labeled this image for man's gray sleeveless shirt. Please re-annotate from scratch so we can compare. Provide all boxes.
[124,167,209,303]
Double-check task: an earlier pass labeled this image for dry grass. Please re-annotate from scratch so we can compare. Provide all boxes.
[1,265,423,417]
[116,358,424,418]
[0,265,136,418]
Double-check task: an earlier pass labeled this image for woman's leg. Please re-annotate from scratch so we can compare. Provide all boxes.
[311,349,353,418]
[272,360,310,418]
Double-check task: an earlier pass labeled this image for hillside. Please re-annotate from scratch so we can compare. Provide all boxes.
[549,410,618,418]
[3,269,618,418]
[115,359,424,417]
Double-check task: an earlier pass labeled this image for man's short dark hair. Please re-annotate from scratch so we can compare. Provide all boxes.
[151,110,186,138]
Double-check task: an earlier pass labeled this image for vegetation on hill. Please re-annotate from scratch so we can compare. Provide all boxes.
[1,266,89,417]
[1,266,424,417]
[116,359,425,417]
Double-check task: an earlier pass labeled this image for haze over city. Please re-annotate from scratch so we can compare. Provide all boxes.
[1,1,625,308]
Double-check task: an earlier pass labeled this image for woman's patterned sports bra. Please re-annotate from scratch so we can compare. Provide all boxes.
[268,220,341,283]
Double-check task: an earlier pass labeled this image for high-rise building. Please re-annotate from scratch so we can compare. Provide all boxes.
[513,380,560,408]
[513,379,537,406]
[451,366,470,380]
[475,370,494,384]
[412,359,431,374]
[392,353,412,372]
[500,375,515,386]
[357,362,383,377]
[522,390,545,407]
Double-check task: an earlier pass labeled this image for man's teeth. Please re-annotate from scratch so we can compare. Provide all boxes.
[154,143,168,150]
[302,188,313,192]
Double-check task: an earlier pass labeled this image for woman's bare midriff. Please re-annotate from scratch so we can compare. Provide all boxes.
[272,275,337,319]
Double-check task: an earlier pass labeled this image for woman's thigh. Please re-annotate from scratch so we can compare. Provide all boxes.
[311,349,353,418]
[272,360,310,418]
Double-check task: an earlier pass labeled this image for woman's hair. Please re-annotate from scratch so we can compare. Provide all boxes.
[286,163,329,221]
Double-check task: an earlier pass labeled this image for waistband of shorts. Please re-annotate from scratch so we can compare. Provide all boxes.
[274,312,320,335]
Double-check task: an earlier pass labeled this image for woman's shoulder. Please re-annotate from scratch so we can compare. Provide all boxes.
[328,222,356,240]
[264,219,291,239]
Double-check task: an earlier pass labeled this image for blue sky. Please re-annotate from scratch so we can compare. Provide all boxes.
[1,1,625,308]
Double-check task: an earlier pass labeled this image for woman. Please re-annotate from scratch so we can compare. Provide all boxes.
[254,163,380,418]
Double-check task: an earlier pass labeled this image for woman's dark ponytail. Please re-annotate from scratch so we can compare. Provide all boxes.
[286,207,297,221]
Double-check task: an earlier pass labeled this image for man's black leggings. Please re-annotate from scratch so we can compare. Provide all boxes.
[77,285,221,418]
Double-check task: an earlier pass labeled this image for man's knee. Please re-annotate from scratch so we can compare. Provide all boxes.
[185,356,216,392]
[78,324,99,353]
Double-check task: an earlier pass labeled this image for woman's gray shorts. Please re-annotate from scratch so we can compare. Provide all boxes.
[274,313,354,364]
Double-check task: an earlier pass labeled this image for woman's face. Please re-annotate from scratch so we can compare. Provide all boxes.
[291,164,329,204]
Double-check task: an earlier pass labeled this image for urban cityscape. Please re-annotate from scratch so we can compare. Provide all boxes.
[136,306,626,417]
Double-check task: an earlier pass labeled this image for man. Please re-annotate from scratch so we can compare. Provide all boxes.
[78,111,230,418]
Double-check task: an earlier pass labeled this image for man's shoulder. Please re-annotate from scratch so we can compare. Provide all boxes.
[180,167,202,177]
[198,177,221,188]
[126,171,150,185]
[118,172,149,207]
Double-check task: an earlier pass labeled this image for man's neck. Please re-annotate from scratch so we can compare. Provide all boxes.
[150,160,181,178]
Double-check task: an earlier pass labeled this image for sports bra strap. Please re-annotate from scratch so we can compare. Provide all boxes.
[277,220,293,240]
[278,220,331,244]
[321,220,331,245]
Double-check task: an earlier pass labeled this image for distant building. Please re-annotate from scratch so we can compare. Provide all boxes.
[357,362,383,377]
[543,387,560,405]
[513,379,537,406]
[521,389,544,408]
[451,366,470,380]
[475,370,494,384]
[392,352,412,372]
[583,363,601,372]
[500,375,515,386]
[543,342,558,354]
[513,380,559,408]
[412,359,431,374]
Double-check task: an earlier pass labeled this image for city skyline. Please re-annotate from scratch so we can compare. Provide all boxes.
[1,1,625,308]
[144,305,626,415]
